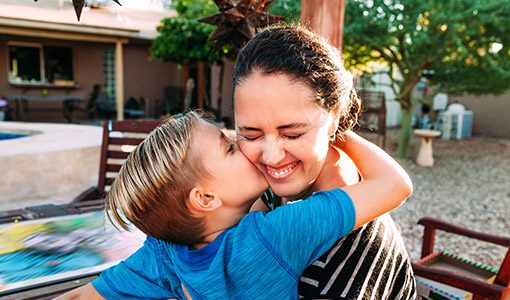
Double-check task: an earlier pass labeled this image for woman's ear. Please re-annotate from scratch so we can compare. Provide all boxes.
[188,187,222,212]
[328,110,341,138]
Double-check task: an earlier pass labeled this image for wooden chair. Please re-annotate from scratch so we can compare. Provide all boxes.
[72,119,162,203]
[412,217,510,300]
[73,84,102,120]
[0,119,161,224]
[356,90,387,148]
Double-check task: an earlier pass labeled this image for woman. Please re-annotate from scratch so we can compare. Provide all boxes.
[233,26,416,299]
[56,25,415,300]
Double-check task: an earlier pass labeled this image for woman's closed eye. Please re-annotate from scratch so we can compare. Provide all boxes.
[240,135,261,141]
[227,143,235,153]
[240,133,303,141]
[283,133,303,140]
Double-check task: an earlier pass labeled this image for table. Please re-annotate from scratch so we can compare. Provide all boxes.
[414,129,441,167]
[0,210,144,298]
[2,95,87,123]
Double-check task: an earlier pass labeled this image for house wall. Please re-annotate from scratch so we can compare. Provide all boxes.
[450,93,510,139]
[210,59,234,127]
[123,42,184,115]
[0,34,182,121]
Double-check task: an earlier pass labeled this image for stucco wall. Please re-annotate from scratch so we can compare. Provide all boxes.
[0,34,182,121]
[450,93,510,139]
[123,43,183,104]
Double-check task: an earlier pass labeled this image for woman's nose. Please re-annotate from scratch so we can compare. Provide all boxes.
[262,139,285,165]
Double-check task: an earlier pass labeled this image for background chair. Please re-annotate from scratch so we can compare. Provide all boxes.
[356,90,387,148]
[412,217,510,300]
[74,84,101,119]
[124,96,146,119]
[72,119,162,202]
[164,86,184,115]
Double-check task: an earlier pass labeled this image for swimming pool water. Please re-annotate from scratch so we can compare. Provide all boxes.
[0,132,29,140]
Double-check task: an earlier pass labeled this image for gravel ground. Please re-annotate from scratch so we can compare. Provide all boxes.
[361,129,510,270]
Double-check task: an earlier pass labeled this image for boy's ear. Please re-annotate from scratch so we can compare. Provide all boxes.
[188,187,222,212]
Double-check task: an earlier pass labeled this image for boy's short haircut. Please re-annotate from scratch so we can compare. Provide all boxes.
[105,111,208,245]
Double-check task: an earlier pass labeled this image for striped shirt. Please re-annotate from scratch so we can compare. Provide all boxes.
[262,190,417,300]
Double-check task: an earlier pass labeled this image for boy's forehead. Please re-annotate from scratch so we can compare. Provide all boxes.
[199,120,220,134]
[190,122,229,163]
[197,120,233,139]
[192,121,222,145]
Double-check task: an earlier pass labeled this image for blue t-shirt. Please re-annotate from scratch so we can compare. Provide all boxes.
[92,189,356,300]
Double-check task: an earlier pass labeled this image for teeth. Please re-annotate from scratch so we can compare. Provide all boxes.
[267,162,298,177]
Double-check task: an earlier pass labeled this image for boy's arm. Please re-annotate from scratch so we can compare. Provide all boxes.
[54,284,179,300]
[54,283,105,300]
[335,131,413,229]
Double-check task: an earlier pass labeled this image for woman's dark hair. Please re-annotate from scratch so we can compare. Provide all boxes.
[233,26,361,137]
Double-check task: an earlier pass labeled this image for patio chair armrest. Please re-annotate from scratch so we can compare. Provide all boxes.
[71,186,100,203]
[61,199,105,214]
[412,263,506,299]
[418,217,510,246]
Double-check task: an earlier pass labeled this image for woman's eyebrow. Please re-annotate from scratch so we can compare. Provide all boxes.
[238,123,307,131]
[237,126,261,132]
[277,123,306,130]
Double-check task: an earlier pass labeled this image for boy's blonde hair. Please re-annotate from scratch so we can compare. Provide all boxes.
[105,111,207,245]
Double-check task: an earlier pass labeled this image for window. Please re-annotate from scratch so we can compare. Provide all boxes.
[8,42,75,86]
[103,48,116,104]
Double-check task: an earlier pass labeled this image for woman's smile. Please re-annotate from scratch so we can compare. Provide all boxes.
[263,161,301,180]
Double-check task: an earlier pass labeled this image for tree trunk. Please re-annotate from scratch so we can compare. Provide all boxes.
[397,105,414,158]
[182,66,189,112]
[197,62,204,109]
[300,0,346,50]
[217,63,224,119]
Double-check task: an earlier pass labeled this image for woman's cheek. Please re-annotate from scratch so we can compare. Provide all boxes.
[237,139,259,165]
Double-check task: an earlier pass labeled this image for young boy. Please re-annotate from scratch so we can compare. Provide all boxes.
[56,111,412,300]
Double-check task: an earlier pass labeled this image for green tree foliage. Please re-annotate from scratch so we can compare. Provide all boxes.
[150,0,235,65]
[267,0,302,23]
[169,0,218,19]
[151,18,234,65]
[342,0,510,158]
